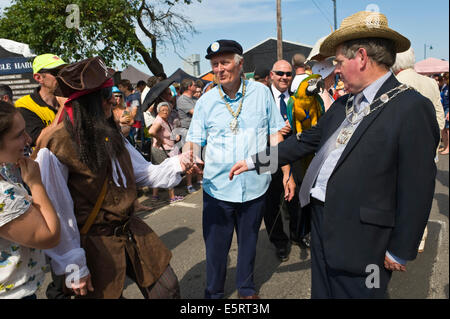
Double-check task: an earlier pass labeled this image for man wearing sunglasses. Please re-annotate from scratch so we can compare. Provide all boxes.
[266,60,304,262]
[15,54,67,146]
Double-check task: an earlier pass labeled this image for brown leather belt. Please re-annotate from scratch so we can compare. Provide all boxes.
[87,219,132,240]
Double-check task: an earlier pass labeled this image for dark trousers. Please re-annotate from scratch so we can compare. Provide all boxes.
[264,170,304,248]
[310,201,392,298]
[202,191,266,299]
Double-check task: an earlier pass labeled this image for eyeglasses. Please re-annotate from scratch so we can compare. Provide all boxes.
[272,71,292,77]
[114,94,123,98]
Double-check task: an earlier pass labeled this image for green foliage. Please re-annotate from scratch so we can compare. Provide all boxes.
[0,0,201,74]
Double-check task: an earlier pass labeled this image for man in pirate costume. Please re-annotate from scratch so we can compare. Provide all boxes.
[33,57,193,298]
[185,40,292,299]
[229,11,440,298]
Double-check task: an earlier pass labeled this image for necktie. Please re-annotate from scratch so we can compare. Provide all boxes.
[298,93,364,207]
[279,93,288,121]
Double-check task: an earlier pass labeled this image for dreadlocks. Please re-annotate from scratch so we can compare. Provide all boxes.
[64,88,126,173]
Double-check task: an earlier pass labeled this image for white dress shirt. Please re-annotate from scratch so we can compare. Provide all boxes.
[271,84,290,114]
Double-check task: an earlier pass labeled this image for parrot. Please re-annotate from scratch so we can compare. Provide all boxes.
[286,74,326,177]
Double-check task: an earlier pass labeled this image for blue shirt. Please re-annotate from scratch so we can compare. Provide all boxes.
[187,79,285,203]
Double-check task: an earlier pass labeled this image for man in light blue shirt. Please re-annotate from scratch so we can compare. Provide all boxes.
[185,39,291,299]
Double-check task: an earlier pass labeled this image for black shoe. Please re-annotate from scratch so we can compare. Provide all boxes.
[300,235,311,249]
[276,245,290,262]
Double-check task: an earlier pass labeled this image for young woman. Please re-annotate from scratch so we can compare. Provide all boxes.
[0,101,60,299]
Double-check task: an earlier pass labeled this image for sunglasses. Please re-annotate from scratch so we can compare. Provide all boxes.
[272,71,292,77]
[114,94,123,98]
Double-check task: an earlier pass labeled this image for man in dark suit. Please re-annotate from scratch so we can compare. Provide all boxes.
[229,11,440,298]
[264,60,305,262]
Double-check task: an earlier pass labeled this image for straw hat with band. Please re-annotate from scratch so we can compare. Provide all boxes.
[54,56,115,124]
[319,11,410,57]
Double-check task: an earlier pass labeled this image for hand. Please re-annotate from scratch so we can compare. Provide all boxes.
[229,160,248,180]
[280,120,292,136]
[69,273,94,296]
[384,255,406,272]
[17,157,42,187]
[119,113,132,125]
[283,174,296,202]
[179,150,203,174]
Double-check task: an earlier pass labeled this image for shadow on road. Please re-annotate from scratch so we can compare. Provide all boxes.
[387,221,441,299]
[435,193,449,217]
[179,229,312,299]
[436,167,449,188]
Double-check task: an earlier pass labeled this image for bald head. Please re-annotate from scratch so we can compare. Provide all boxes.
[270,60,293,92]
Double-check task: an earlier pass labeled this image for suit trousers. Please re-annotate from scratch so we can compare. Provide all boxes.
[264,169,304,248]
[310,200,392,299]
[202,191,266,299]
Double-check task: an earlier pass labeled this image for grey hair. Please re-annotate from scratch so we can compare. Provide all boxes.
[391,47,415,73]
[157,101,171,113]
[338,37,396,68]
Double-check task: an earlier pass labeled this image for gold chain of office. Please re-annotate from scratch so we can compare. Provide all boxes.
[218,80,247,134]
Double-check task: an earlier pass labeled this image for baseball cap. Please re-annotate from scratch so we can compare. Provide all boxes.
[205,40,243,59]
[32,54,67,74]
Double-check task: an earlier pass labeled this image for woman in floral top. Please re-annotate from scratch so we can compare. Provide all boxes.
[0,101,60,299]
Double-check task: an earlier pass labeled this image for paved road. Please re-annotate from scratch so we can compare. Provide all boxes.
[37,154,449,299]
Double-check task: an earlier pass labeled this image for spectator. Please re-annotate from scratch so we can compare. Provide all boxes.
[432,74,444,90]
[0,101,60,299]
[254,67,271,87]
[440,73,449,155]
[194,80,205,99]
[312,57,336,111]
[148,102,184,203]
[177,78,200,194]
[118,79,143,148]
[137,80,150,104]
[265,60,300,262]
[15,54,67,146]
[0,84,13,104]
[290,53,309,92]
[392,47,446,156]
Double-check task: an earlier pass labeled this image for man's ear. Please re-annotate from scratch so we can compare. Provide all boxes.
[357,48,369,70]
[33,73,43,84]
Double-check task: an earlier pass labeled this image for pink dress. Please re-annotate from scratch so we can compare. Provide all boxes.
[152,115,179,157]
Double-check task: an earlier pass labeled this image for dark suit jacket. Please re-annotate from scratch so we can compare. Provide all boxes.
[253,74,440,275]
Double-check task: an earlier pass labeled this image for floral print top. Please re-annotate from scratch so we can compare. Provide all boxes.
[0,180,46,299]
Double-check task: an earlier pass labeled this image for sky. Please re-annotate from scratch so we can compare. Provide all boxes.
[1,0,449,77]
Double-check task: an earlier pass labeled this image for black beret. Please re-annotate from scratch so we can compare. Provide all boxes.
[205,40,243,59]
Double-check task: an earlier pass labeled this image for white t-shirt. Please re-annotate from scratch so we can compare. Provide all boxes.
[0,181,46,299]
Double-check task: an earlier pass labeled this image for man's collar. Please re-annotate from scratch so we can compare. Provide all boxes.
[360,71,392,104]
[271,84,289,98]
[221,79,245,102]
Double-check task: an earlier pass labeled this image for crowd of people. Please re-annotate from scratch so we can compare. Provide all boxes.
[0,9,448,299]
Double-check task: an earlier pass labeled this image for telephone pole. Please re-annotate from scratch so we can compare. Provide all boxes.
[277,0,283,60]
[332,0,337,30]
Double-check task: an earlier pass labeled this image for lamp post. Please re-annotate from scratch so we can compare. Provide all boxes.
[424,44,433,59]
